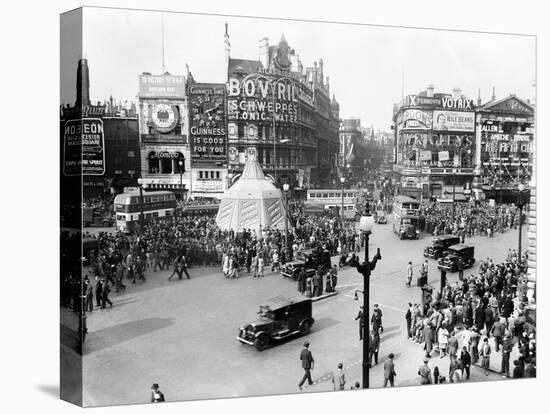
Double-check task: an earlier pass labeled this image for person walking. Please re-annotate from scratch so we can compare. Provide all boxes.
[332,363,346,391]
[460,346,471,380]
[383,353,397,387]
[94,277,103,309]
[418,357,433,385]
[438,323,449,358]
[298,341,314,390]
[150,383,165,403]
[180,255,190,279]
[372,304,383,333]
[406,261,413,287]
[423,321,435,358]
[501,331,513,377]
[448,331,459,360]
[369,330,380,366]
[469,327,480,363]
[490,317,506,352]
[480,337,492,376]
[84,279,94,313]
[448,355,460,383]
[297,268,307,295]
[101,281,113,308]
[257,255,264,278]
[355,306,365,340]
[405,303,413,339]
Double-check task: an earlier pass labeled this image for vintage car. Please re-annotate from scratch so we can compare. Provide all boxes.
[424,235,461,259]
[281,248,319,280]
[237,297,315,351]
[437,244,475,272]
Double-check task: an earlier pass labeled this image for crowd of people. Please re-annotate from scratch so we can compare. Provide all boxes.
[406,253,536,384]
[421,200,522,238]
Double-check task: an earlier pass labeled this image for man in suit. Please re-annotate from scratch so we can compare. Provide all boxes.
[501,331,513,377]
[405,303,413,339]
[490,317,506,352]
[298,341,314,390]
[383,353,397,387]
[369,331,380,366]
[355,306,365,340]
[460,346,471,379]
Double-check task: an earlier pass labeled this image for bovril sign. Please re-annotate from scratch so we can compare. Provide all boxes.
[441,97,474,111]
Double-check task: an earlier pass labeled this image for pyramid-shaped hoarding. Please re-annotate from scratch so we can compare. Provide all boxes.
[215,160,290,232]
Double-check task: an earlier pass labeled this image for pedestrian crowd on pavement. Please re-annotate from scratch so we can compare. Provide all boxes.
[422,200,522,239]
[407,253,536,385]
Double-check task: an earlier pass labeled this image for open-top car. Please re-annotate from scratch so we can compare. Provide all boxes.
[280,248,318,280]
[437,244,475,272]
[237,297,315,351]
[424,235,460,259]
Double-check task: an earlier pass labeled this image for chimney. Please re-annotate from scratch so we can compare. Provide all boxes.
[491,87,496,101]
[319,58,324,83]
[426,84,434,98]
[76,58,91,107]
[477,89,482,106]
[452,87,461,100]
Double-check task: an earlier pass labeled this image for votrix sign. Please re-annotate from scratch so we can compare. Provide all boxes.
[441,97,475,110]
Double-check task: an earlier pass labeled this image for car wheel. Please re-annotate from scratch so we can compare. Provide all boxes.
[254,335,270,351]
[300,321,312,335]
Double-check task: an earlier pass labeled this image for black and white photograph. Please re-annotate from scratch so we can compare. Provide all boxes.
[57,5,541,407]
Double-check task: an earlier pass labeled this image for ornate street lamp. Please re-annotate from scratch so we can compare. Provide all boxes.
[283,183,290,258]
[137,178,148,235]
[351,204,381,389]
[517,183,528,263]
[340,176,346,226]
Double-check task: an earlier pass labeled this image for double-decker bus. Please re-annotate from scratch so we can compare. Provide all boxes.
[306,189,361,220]
[114,191,177,233]
[392,195,421,239]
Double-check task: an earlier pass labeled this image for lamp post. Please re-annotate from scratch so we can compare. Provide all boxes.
[352,206,379,389]
[283,183,290,258]
[517,183,527,263]
[452,168,457,218]
[340,176,345,227]
[178,159,184,203]
[137,178,147,235]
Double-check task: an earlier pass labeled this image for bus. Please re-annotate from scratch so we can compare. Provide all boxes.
[114,190,177,233]
[306,188,361,220]
[392,195,421,239]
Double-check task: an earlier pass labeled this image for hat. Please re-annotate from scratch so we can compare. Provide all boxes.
[423,357,430,363]
[151,383,159,390]
[338,363,343,369]
[388,353,395,359]
[303,341,310,347]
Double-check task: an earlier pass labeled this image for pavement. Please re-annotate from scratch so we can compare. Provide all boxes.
[81,216,528,406]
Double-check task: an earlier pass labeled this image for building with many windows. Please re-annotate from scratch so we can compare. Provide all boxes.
[224,24,340,191]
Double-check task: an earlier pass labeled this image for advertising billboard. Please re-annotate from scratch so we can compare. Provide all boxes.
[227,74,299,125]
[139,74,186,98]
[399,109,433,130]
[188,83,227,163]
[63,118,105,176]
[433,110,475,132]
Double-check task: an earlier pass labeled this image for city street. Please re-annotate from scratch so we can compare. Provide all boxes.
[82,217,528,406]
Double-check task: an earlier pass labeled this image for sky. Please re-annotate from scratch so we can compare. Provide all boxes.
[60,7,536,131]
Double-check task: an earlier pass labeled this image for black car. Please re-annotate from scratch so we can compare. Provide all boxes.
[281,249,321,280]
[237,297,315,351]
[437,244,475,272]
[424,235,460,259]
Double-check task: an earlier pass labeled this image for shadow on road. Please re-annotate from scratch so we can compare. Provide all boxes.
[84,317,175,354]
[35,384,59,399]
[379,331,401,342]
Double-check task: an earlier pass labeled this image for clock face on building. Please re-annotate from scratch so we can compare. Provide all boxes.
[191,95,224,128]
[152,103,179,133]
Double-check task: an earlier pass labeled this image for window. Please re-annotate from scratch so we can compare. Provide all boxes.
[166,210,171,216]
[199,171,203,179]
[148,152,160,174]
[153,212,159,218]
[116,215,126,221]
[128,150,135,157]
[216,171,220,179]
